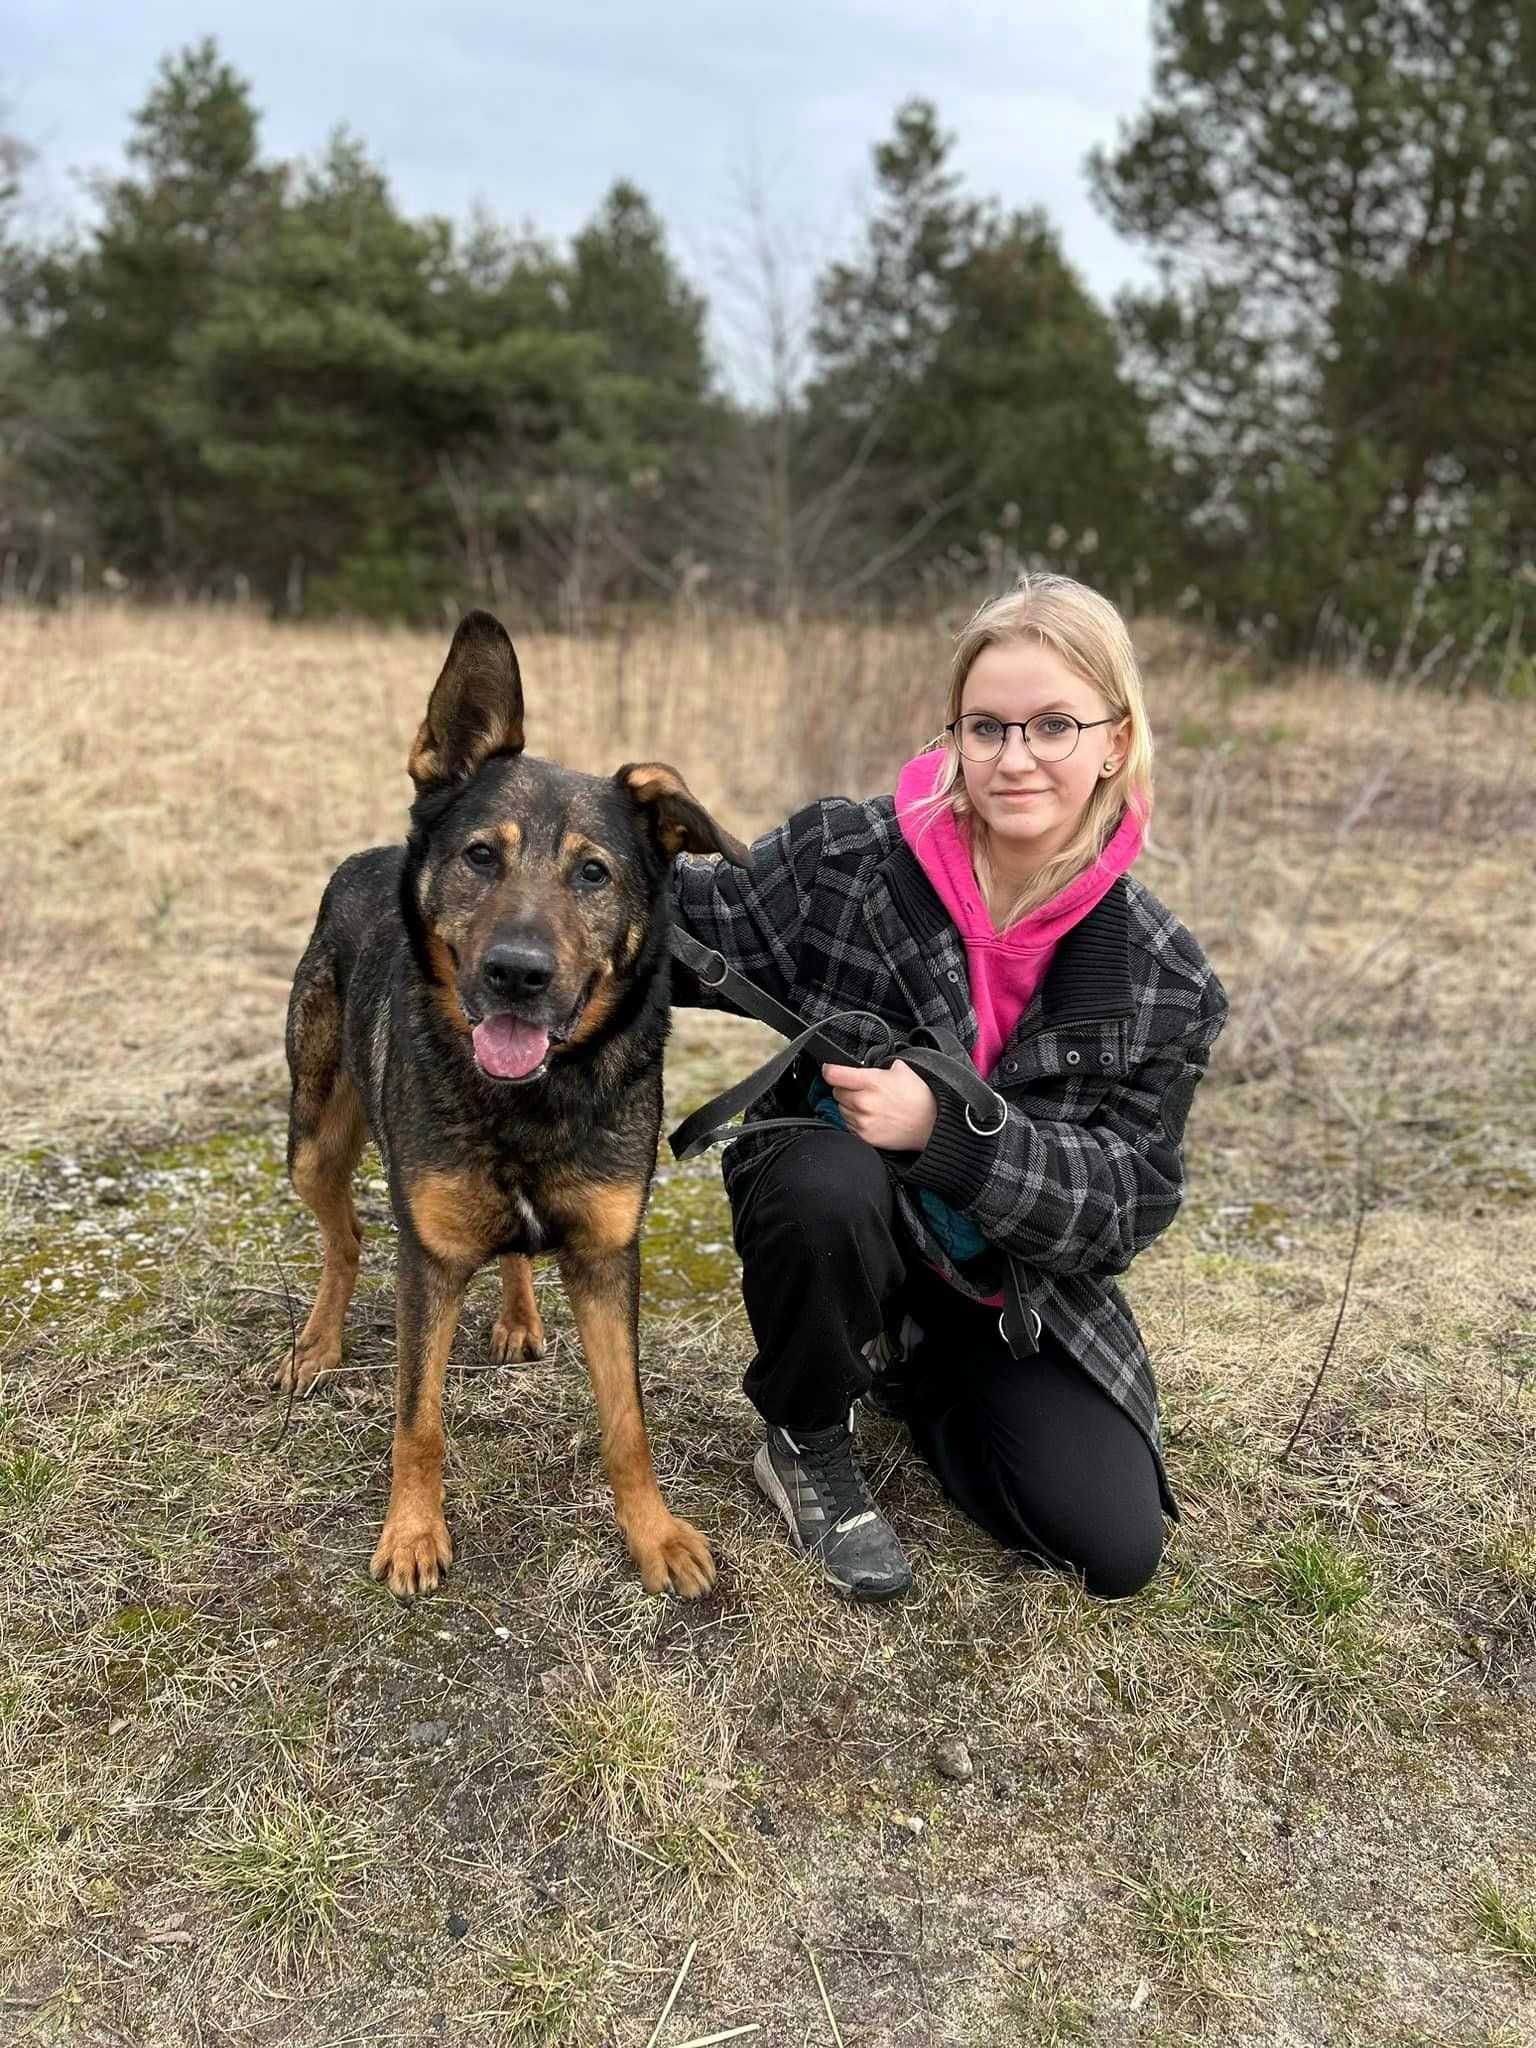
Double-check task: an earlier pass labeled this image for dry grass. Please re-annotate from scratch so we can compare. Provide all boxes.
[0,605,936,1147]
[1,603,1534,2045]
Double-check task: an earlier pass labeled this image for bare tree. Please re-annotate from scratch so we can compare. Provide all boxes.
[701,159,966,625]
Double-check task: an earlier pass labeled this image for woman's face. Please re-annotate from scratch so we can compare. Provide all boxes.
[957,639,1129,873]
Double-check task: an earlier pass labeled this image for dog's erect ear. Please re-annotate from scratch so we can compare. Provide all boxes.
[408,611,524,790]
[616,763,750,867]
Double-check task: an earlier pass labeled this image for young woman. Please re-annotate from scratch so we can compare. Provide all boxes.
[670,575,1228,1601]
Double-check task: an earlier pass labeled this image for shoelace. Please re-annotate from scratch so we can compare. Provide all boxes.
[796,1431,878,1534]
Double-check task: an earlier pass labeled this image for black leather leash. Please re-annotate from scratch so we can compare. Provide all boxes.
[667,925,1043,1359]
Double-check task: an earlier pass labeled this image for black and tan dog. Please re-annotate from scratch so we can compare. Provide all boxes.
[276,610,747,1599]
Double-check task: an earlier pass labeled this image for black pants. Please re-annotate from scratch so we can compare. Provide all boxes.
[726,1129,1165,1599]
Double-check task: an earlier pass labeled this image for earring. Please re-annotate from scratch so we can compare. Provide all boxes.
[1102,761,1116,776]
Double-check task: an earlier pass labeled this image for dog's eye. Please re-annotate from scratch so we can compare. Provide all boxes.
[576,858,610,889]
[463,843,497,871]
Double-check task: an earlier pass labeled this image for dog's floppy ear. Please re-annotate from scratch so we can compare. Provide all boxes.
[409,611,524,790]
[617,763,750,866]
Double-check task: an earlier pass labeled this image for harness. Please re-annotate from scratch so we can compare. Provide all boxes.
[665,925,1045,1361]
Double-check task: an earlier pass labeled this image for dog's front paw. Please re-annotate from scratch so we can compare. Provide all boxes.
[489,1309,546,1365]
[370,1505,453,1599]
[627,1512,717,1600]
[269,1334,338,1397]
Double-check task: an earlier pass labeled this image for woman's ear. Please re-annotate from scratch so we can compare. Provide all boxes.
[1103,716,1132,775]
[615,763,750,866]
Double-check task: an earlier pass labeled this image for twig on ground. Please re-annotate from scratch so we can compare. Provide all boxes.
[1280,1188,1368,1463]
[803,1941,844,2048]
[646,1938,698,2048]
[1280,960,1421,1459]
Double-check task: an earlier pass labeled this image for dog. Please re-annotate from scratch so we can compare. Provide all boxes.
[276,609,748,1599]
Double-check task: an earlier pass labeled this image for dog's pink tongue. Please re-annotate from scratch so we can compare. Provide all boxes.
[472,1016,551,1079]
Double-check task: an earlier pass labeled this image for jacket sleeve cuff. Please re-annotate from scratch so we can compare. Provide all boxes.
[895,1076,998,1208]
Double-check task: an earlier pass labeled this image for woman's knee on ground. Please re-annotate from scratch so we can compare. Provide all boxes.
[1059,1513,1164,1601]
[908,1351,1168,1601]
[976,1456,1164,1599]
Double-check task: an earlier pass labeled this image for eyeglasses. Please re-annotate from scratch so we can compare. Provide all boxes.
[946,712,1118,763]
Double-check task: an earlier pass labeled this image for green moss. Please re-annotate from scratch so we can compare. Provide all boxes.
[107,1602,196,1641]
[8,1119,739,1341]
[103,1603,209,1708]
[640,1161,741,1313]
[0,1228,158,1331]
[1,1124,298,1334]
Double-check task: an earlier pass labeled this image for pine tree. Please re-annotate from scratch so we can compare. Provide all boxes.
[34,39,283,585]
[1091,0,1536,657]
[807,99,1155,602]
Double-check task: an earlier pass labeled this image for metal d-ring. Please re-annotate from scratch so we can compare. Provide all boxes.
[965,1096,1008,1136]
[696,951,729,988]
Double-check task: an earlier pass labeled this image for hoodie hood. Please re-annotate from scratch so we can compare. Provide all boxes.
[893,744,1147,1087]
[894,745,1146,954]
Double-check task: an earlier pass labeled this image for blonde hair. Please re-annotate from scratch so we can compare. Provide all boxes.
[909,574,1154,928]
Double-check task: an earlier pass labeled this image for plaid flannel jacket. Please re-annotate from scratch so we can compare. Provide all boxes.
[670,793,1229,1483]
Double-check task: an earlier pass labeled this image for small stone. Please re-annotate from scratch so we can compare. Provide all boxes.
[445,1911,469,1942]
[406,1719,450,1752]
[751,1806,779,1837]
[933,1736,974,1782]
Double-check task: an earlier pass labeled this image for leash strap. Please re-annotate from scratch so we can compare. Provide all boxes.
[667,1006,895,1162]
[667,927,1041,1359]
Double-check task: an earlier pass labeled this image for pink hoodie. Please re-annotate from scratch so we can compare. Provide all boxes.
[894,747,1146,1078]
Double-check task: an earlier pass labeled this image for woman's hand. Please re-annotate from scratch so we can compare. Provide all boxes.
[822,1060,938,1152]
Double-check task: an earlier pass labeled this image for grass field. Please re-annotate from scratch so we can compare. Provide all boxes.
[2,604,1534,2046]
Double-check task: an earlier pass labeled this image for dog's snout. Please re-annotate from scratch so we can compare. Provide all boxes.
[481,942,554,1002]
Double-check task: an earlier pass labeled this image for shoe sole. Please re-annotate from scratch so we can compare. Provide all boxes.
[752,1443,912,1602]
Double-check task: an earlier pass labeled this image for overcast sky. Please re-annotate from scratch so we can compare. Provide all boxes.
[7,1,1157,387]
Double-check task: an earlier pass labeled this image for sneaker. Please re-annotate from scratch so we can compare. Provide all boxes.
[860,1314,925,1420]
[752,1414,913,1600]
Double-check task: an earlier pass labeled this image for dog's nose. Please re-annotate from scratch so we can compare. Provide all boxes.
[481,942,554,1001]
